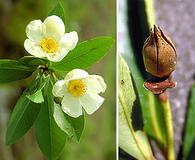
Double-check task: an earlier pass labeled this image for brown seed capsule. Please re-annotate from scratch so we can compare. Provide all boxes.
[142,25,177,78]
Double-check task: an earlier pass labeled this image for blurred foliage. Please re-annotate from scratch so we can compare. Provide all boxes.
[183,85,195,160]
[0,0,116,160]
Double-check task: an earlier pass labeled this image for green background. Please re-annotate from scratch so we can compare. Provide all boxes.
[0,0,116,160]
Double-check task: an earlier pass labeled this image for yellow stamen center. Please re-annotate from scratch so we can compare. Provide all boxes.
[40,37,58,53]
[67,79,86,97]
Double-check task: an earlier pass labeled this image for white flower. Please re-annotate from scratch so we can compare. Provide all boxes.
[24,15,78,62]
[52,69,107,118]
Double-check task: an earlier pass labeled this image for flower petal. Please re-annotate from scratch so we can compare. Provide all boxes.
[42,15,65,39]
[26,20,43,42]
[60,31,78,50]
[85,75,107,94]
[24,39,45,57]
[52,80,66,97]
[64,69,89,81]
[61,93,83,118]
[80,93,104,115]
[45,48,69,62]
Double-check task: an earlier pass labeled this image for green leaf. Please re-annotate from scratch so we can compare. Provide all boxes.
[6,92,41,145]
[66,113,85,142]
[53,104,85,142]
[26,75,50,103]
[119,55,155,160]
[50,37,114,72]
[35,80,66,160]
[20,56,49,68]
[48,1,65,23]
[0,59,34,83]
[183,85,195,160]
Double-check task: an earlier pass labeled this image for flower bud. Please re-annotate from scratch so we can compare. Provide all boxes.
[142,25,177,78]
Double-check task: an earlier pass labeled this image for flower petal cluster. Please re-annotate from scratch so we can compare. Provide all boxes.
[24,15,78,62]
[53,69,106,118]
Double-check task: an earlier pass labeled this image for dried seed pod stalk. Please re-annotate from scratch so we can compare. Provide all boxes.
[143,25,176,78]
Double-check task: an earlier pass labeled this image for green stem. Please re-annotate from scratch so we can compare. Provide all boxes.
[148,93,165,146]
[145,0,155,28]
[161,96,175,160]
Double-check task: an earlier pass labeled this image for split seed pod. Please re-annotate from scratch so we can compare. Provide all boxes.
[142,25,177,78]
